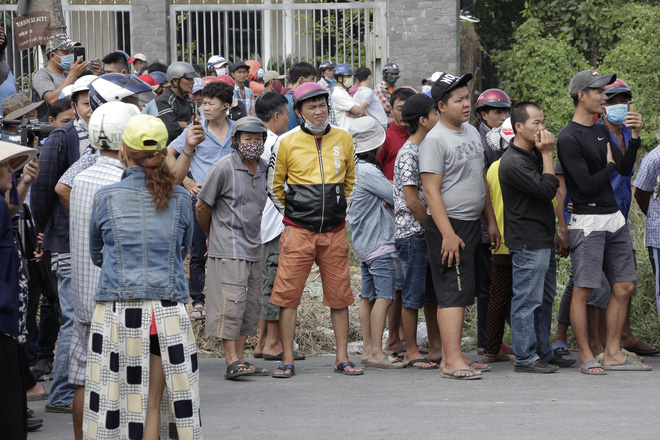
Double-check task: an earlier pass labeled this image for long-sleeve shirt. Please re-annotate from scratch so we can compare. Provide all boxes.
[557,121,639,215]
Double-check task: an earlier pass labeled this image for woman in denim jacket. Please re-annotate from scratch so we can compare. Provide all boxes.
[83,115,201,440]
[348,117,405,370]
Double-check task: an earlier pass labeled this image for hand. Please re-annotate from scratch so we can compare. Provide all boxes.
[20,157,39,185]
[558,231,570,258]
[186,123,206,148]
[487,221,501,252]
[67,57,90,79]
[204,238,209,258]
[89,59,102,76]
[183,177,202,196]
[624,111,643,138]
[441,232,465,267]
[535,129,555,154]
[566,202,573,213]
[36,232,44,247]
[606,142,614,164]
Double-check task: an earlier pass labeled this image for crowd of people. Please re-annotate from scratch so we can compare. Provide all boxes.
[1,28,660,439]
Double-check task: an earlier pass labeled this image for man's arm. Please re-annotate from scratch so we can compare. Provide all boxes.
[403,186,426,225]
[30,136,65,234]
[555,174,570,253]
[40,59,90,105]
[348,102,368,118]
[9,158,39,216]
[421,172,463,267]
[635,187,651,216]
[55,183,71,212]
[195,198,212,238]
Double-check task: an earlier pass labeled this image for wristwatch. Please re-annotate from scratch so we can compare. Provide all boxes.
[182,147,196,157]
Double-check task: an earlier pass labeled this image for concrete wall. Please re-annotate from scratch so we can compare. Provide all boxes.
[387,0,460,90]
[131,0,170,64]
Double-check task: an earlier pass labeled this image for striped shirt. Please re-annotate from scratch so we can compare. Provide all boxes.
[69,156,124,323]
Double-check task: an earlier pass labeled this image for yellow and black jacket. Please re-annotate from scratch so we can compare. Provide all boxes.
[267,124,355,233]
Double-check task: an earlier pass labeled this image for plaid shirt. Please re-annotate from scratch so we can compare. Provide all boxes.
[374,80,397,124]
[633,145,660,248]
[234,85,255,116]
[317,78,337,126]
[69,156,124,323]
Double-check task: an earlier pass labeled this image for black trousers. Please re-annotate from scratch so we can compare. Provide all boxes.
[461,0,475,13]
[0,333,28,439]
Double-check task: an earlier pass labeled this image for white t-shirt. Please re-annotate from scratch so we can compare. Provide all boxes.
[353,86,388,128]
[260,129,285,243]
[332,87,357,131]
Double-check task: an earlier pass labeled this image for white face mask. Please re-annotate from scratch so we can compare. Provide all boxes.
[302,115,329,134]
[214,66,228,76]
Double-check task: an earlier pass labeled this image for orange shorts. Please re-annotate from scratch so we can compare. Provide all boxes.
[270,226,354,309]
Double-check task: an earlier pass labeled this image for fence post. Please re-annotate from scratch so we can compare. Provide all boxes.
[131,0,170,64]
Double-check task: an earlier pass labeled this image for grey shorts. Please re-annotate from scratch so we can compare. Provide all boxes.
[567,214,636,289]
[68,319,90,386]
[205,257,262,341]
[261,235,281,321]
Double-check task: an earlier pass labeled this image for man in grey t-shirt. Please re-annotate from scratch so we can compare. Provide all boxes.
[420,72,500,380]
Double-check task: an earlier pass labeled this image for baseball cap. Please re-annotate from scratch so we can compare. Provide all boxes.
[431,72,473,106]
[191,77,205,94]
[604,78,632,99]
[568,70,616,98]
[122,115,168,151]
[138,74,159,91]
[128,53,147,64]
[349,116,386,154]
[231,61,248,73]
[263,70,285,84]
[45,34,80,55]
[401,94,434,123]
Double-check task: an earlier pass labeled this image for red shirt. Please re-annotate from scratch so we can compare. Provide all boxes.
[378,123,410,180]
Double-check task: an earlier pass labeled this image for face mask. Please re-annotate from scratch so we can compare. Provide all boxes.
[329,78,337,86]
[385,74,399,85]
[73,104,89,132]
[215,66,228,76]
[302,115,329,134]
[29,119,39,125]
[237,141,265,161]
[343,77,354,88]
[57,54,74,70]
[422,85,432,94]
[256,68,264,79]
[605,104,628,125]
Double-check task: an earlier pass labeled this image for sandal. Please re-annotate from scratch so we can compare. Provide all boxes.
[244,361,270,376]
[272,364,295,378]
[224,360,254,380]
[334,361,364,376]
[190,304,206,320]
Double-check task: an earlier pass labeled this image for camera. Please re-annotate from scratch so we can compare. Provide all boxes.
[3,116,56,150]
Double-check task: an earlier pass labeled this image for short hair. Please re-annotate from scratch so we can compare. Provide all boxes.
[49,97,72,119]
[355,67,371,83]
[510,101,542,134]
[287,62,316,84]
[192,64,205,78]
[147,62,167,74]
[255,92,288,123]
[390,88,415,108]
[201,81,233,104]
[101,51,129,72]
[436,86,465,108]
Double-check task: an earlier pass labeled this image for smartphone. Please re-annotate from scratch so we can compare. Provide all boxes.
[628,100,636,113]
[194,104,200,125]
[73,46,85,62]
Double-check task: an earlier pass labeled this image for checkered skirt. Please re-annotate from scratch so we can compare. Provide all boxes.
[83,299,202,439]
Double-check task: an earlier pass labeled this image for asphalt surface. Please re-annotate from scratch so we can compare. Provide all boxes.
[28,350,660,439]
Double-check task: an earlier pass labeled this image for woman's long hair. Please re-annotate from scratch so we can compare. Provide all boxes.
[123,146,174,211]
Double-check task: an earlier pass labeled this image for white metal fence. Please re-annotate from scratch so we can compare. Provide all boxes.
[170,1,388,80]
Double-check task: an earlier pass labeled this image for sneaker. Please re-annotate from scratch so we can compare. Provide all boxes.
[31,358,53,377]
[45,403,73,414]
[548,353,576,368]
[27,418,43,432]
[460,12,480,23]
[514,359,559,374]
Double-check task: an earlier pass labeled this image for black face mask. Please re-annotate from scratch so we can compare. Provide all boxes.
[385,74,399,85]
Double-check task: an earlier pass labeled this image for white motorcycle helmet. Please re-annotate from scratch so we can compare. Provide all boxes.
[207,55,228,76]
[89,101,141,151]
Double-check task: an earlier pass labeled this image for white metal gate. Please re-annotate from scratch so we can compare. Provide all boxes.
[170,1,388,80]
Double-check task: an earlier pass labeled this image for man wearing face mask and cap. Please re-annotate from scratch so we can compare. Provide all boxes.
[32,34,89,106]
[375,63,401,124]
[331,64,367,131]
[267,82,361,378]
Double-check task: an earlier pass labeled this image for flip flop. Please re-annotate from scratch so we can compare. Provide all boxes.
[389,350,406,359]
[190,304,206,320]
[263,351,306,361]
[621,348,644,362]
[442,367,482,380]
[26,385,49,401]
[364,356,405,369]
[405,358,439,370]
[334,361,364,376]
[243,361,270,376]
[224,361,254,380]
[272,364,295,378]
[602,356,653,371]
[552,343,570,356]
[253,353,264,359]
[467,360,492,372]
[579,359,607,375]
[621,340,660,356]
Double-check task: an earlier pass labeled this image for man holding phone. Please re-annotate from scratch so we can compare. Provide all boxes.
[165,80,235,318]
[32,34,89,106]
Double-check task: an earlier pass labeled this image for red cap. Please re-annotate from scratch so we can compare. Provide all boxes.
[218,75,235,88]
[138,74,158,87]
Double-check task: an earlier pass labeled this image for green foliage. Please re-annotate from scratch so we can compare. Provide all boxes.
[491,18,588,134]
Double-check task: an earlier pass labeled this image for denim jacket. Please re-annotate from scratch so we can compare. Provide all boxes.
[89,167,193,302]
[349,161,395,260]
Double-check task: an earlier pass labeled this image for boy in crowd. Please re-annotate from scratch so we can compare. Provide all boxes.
[331,64,366,131]
[285,62,317,131]
[378,88,416,181]
[353,67,388,128]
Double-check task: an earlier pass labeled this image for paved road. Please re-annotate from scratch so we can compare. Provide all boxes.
[29,351,660,439]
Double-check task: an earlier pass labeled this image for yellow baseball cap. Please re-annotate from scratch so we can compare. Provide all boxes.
[122,115,168,151]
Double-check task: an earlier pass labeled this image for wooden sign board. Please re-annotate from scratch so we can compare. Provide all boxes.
[13,11,51,51]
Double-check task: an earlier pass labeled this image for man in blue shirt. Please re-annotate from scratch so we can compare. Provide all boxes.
[166,80,235,317]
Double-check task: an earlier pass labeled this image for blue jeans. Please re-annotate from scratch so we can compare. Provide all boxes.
[189,199,208,306]
[510,247,556,366]
[48,254,75,406]
[395,234,436,309]
[360,253,397,300]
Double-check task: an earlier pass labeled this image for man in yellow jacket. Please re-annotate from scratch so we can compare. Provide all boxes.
[267,82,361,378]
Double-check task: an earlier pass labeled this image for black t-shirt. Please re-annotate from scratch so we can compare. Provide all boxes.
[156,88,195,145]
[557,121,639,215]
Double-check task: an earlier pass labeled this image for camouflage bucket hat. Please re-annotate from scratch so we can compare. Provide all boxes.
[45,33,80,55]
